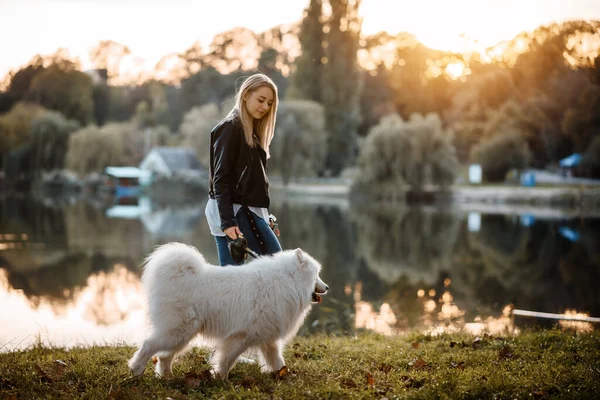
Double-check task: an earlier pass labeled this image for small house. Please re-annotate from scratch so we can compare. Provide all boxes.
[139,147,203,177]
[104,166,152,198]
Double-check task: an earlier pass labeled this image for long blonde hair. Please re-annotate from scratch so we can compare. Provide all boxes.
[227,73,278,158]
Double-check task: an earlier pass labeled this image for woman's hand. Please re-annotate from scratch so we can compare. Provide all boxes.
[224,226,242,240]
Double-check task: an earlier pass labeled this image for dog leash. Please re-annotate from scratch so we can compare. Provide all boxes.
[227,234,259,263]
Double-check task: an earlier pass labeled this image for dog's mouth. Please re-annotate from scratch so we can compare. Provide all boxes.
[312,286,328,304]
[312,292,322,303]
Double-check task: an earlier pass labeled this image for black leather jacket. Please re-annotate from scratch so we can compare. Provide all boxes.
[208,114,270,230]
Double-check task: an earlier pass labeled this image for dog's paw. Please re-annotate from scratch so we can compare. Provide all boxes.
[128,359,146,377]
[210,368,228,380]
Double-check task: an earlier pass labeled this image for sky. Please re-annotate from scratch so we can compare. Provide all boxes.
[1,0,600,81]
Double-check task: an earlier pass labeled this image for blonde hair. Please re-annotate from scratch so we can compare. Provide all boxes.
[227,73,278,158]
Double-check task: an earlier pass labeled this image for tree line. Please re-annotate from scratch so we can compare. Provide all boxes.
[1,0,599,191]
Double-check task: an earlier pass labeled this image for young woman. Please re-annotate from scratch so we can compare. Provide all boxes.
[205,73,282,266]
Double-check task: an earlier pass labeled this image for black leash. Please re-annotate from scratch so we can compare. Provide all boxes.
[227,234,259,264]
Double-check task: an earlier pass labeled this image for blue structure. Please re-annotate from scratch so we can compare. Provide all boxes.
[559,153,582,168]
[559,226,580,242]
[520,171,536,187]
[104,167,152,198]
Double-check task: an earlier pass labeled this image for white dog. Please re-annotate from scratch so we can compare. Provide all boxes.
[128,242,328,378]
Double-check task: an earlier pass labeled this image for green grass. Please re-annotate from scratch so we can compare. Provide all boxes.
[1,329,599,399]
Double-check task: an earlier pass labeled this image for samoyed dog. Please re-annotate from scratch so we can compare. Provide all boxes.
[128,242,328,378]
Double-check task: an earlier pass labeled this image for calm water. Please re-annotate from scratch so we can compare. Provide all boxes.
[1,194,599,351]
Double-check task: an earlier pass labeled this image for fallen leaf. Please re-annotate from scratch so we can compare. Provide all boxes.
[498,345,515,360]
[34,364,53,383]
[184,370,212,388]
[107,388,126,400]
[241,375,256,388]
[152,356,158,365]
[341,379,357,388]
[411,341,419,349]
[378,363,393,373]
[450,361,465,370]
[401,376,425,389]
[273,365,289,380]
[366,372,375,387]
[408,357,428,370]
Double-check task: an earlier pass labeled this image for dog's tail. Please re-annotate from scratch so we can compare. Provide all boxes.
[141,242,206,289]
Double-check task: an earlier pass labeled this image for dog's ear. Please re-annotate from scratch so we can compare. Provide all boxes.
[295,248,305,266]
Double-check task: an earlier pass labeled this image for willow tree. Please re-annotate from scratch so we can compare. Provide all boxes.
[321,0,363,176]
[289,0,324,102]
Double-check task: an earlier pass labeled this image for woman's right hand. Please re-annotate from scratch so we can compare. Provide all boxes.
[224,226,242,240]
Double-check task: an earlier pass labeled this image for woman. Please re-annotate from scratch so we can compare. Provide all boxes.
[205,73,282,266]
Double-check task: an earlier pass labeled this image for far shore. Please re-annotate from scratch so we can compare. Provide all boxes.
[270,180,600,216]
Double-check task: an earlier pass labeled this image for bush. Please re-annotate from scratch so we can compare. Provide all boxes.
[270,100,328,184]
[471,131,532,182]
[354,112,459,193]
[180,103,224,169]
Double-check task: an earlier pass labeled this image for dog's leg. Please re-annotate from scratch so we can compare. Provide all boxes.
[129,338,160,376]
[211,338,249,379]
[129,326,197,377]
[155,352,176,377]
[258,341,285,373]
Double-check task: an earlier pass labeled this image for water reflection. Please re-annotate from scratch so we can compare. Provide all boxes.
[0,195,598,350]
[0,266,148,351]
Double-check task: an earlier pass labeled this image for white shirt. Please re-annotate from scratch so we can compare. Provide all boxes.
[205,197,270,237]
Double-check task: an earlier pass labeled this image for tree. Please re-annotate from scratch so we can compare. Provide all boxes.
[354,113,458,193]
[0,56,46,113]
[270,100,328,184]
[26,65,94,125]
[29,111,80,173]
[180,103,225,169]
[0,102,47,153]
[288,0,324,102]
[471,131,532,182]
[88,40,132,83]
[321,0,363,176]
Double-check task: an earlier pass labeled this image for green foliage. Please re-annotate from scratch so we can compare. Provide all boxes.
[321,0,363,176]
[0,102,47,152]
[581,134,600,177]
[288,0,324,102]
[180,67,242,114]
[471,131,532,182]
[65,121,169,175]
[26,65,94,125]
[270,100,328,184]
[29,111,81,172]
[180,103,225,169]
[355,113,458,191]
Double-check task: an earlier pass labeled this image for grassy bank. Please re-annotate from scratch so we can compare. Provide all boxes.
[1,330,599,399]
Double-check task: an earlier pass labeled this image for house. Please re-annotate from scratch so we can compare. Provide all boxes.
[139,147,204,177]
[104,166,152,198]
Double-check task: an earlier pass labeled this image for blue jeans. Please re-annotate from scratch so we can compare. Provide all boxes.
[214,208,282,266]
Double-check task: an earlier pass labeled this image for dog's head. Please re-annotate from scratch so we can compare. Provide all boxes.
[294,248,329,304]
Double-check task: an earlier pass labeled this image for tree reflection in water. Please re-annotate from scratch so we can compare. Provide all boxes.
[0,196,599,349]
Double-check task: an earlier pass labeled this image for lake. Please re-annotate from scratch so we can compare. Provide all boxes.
[1,193,598,351]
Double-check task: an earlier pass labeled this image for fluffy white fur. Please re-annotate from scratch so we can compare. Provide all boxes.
[128,242,328,378]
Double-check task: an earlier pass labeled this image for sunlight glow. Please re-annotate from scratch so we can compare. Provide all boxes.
[445,62,465,79]
[0,266,148,352]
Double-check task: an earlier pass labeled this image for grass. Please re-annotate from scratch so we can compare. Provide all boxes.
[1,329,599,399]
